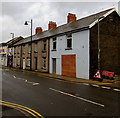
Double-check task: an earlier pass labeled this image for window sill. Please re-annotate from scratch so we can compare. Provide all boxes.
[65,48,72,50]
[42,50,46,53]
[51,49,57,51]
[34,51,38,53]
[41,67,46,70]
[26,65,30,67]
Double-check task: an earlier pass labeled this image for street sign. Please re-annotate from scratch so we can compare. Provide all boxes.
[102,71,114,80]
[93,70,102,79]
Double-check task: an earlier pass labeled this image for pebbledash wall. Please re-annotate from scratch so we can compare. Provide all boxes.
[50,30,90,79]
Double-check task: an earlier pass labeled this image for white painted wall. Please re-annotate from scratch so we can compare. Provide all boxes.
[50,30,90,79]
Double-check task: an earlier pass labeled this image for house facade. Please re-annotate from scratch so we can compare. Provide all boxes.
[0,43,7,66]
[13,27,50,72]
[7,36,23,67]
[49,30,90,79]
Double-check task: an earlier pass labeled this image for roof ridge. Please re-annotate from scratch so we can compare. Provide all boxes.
[77,8,115,22]
[15,8,116,45]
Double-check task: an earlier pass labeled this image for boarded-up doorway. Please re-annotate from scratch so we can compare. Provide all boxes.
[62,55,76,77]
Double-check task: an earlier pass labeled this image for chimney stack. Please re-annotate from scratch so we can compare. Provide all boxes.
[35,27,42,34]
[67,13,77,23]
[48,21,57,30]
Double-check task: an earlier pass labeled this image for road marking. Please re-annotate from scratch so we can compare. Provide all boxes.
[49,88,104,107]
[0,100,44,118]
[91,85,99,87]
[13,75,16,78]
[1,103,37,117]
[113,89,120,92]
[83,83,89,86]
[32,83,39,86]
[101,86,111,89]
[11,76,40,86]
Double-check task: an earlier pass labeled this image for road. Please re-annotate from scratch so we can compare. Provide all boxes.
[2,68,120,117]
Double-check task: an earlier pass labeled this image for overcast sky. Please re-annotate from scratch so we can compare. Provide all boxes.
[1,1,119,43]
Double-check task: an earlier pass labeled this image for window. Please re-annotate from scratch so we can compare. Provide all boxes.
[28,44,31,53]
[66,34,72,49]
[34,42,38,52]
[43,40,46,51]
[17,46,20,54]
[53,37,56,50]
[26,58,30,67]
[42,57,46,69]
[23,45,25,54]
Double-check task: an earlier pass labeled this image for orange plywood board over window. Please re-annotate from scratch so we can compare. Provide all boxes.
[62,54,76,77]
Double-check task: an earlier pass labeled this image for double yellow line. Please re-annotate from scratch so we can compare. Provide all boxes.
[0,100,44,118]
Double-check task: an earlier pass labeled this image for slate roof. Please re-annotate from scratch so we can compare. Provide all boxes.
[14,8,115,46]
[0,43,7,47]
[7,36,24,46]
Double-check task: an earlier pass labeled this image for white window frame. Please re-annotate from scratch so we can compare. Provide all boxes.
[66,34,72,49]
[52,37,57,50]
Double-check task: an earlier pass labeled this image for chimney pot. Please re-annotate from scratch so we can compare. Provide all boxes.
[67,13,77,23]
[35,27,42,34]
[48,21,57,30]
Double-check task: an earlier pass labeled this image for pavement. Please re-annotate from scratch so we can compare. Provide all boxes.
[5,67,120,89]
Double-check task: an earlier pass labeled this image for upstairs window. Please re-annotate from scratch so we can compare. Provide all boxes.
[66,34,72,49]
[34,42,38,52]
[17,46,20,54]
[43,40,46,51]
[23,45,25,54]
[28,44,31,53]
[53,37,56,50]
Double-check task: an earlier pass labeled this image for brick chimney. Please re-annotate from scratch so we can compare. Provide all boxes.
[48,21,57,30]
[67,13,77,23]
[35,27,42,34]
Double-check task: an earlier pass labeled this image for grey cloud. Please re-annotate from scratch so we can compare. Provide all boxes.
[1,2,117,42]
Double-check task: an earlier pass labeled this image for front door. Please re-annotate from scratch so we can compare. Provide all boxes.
[52,58,56,74]
[35,57,37,70]
[23,59,26,69]
[62,54,76,77]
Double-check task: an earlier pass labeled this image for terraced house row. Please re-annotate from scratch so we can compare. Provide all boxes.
[5,8,120,79]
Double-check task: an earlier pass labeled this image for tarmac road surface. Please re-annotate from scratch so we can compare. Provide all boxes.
[2,69,120,117]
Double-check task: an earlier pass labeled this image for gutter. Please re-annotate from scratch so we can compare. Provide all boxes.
[12,26,89,47]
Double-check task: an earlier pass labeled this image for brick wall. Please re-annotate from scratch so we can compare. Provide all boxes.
[90,11,120,78]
